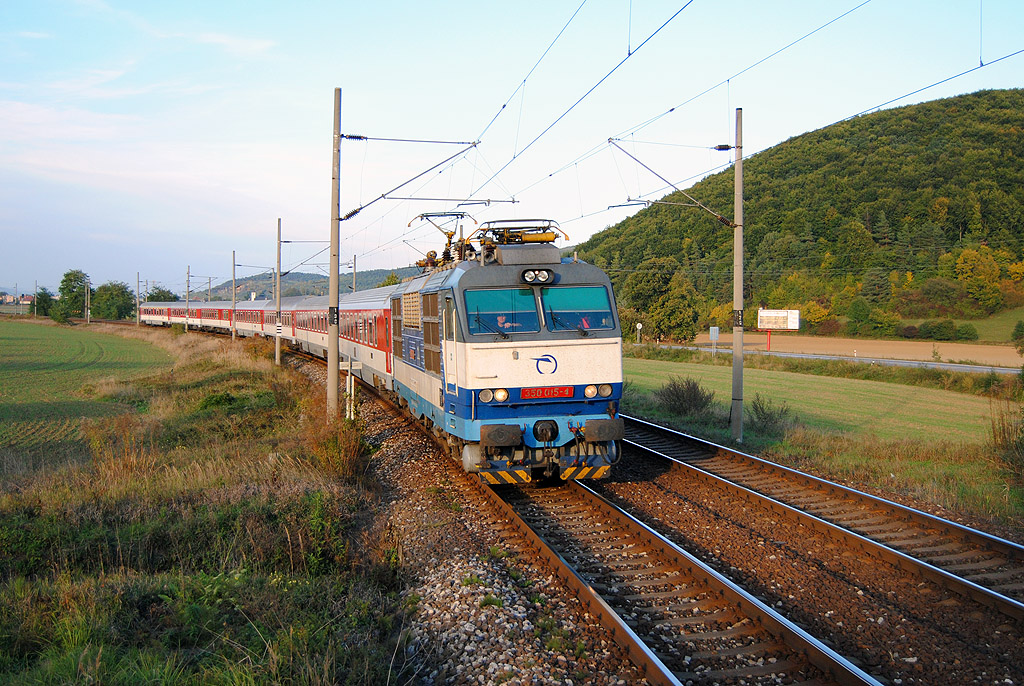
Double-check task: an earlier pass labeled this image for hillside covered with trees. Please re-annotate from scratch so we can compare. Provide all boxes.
[578,89,1024,342]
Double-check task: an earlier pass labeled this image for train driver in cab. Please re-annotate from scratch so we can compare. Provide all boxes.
[496,314,521,330]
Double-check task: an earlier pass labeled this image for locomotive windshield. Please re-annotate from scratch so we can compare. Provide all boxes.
[465,288,540,334]
[541,286,615,331]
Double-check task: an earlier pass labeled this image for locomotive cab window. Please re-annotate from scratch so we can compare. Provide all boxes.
[464,288,539,334]
[541,286,615,331]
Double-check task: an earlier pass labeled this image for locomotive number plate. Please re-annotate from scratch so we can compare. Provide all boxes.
[521,386,574,400]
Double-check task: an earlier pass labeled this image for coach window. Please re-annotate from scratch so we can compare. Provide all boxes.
[464,288,539,335]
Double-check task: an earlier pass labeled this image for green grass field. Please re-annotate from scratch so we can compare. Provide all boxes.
[0,320,172,453]
[625,357,992,443]
[901,304,1024,343]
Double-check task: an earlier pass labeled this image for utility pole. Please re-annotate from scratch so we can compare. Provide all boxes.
[352,254,356,293]
[185,265,190,332]
[34,280,37,317]
[231,250,237,341]
[85,278,90,324]
[327,87,341,418]
[136,272,140,326]
[13,282,17,316]
[275,218,282,366]
[207,277,211,302]
[730,108,744,442]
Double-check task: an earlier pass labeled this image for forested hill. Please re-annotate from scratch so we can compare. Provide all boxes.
[578,89,1024,341]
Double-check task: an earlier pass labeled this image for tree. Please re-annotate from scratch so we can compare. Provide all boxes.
[647,273,700,342]
[1013,321,1024,356]
[147,286,179,302]
[860,269,890,304]
[621,257,680,312]
[847,296,870,323]
[375,272,401,288]
[92,281,135,320]
[833,220,876,272]
[954,247,1003,312]
[35,287,54,317]
[53,269,91,321]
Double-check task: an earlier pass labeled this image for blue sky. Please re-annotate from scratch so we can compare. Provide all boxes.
[1,0,1021,296]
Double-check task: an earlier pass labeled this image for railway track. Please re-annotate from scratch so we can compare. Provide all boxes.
[283,350,877,684]
[621,414,1024,621]
[484,480,879,686]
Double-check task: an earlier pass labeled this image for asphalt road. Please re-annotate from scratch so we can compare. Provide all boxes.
[689,345,1020,375]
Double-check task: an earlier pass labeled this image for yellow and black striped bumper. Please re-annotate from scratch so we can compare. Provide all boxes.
[560,465,610,480]
[479,468,532,485]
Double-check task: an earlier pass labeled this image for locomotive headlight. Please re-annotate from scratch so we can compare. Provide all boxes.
[479,389,494,403]
[521,269,552,284]
[584,384,598,398]
[598,384,613,397]
[493,388,509,402]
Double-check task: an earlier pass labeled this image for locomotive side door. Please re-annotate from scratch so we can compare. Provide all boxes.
[442,295,458,400]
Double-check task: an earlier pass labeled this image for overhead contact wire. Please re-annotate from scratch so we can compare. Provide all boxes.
[508,1,873,204]
[470,1,694,199]
[475,0,589,141]
[848,47,1024,119]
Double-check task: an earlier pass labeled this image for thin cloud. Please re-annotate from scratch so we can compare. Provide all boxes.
[17,31,53,39]
[195,32,276,57]
[71,0,275,58]
[0,100,138,142]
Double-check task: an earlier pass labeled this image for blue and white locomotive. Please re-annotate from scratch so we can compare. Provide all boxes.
[140,219,624,483]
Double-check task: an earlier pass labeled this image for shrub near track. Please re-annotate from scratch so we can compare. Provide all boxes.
[0,324,411,684]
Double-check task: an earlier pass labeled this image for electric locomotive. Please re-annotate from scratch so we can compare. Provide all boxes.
[388,219,624,483]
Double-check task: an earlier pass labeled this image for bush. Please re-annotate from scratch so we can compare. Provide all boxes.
[919,319,957,340]
[813,318,841,336]
[654,376,715,417]
[49,302,70,324]
[1013,321,1024,355]
[900,325,919,339]
[745,393,796,436]
[955,323,979,341]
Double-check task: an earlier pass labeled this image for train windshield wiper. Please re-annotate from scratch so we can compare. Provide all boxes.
[548,307,587,337]
[474,311,509,339]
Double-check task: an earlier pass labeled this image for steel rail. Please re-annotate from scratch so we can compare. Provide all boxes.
[487,477,880,685]
[471,478,684,685]
[572,481,880,686]
[622,414,1024,621]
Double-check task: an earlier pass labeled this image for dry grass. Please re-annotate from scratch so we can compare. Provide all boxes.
[766,427,1021,525]
[990,397,1024,485]
[0,325,408,684]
